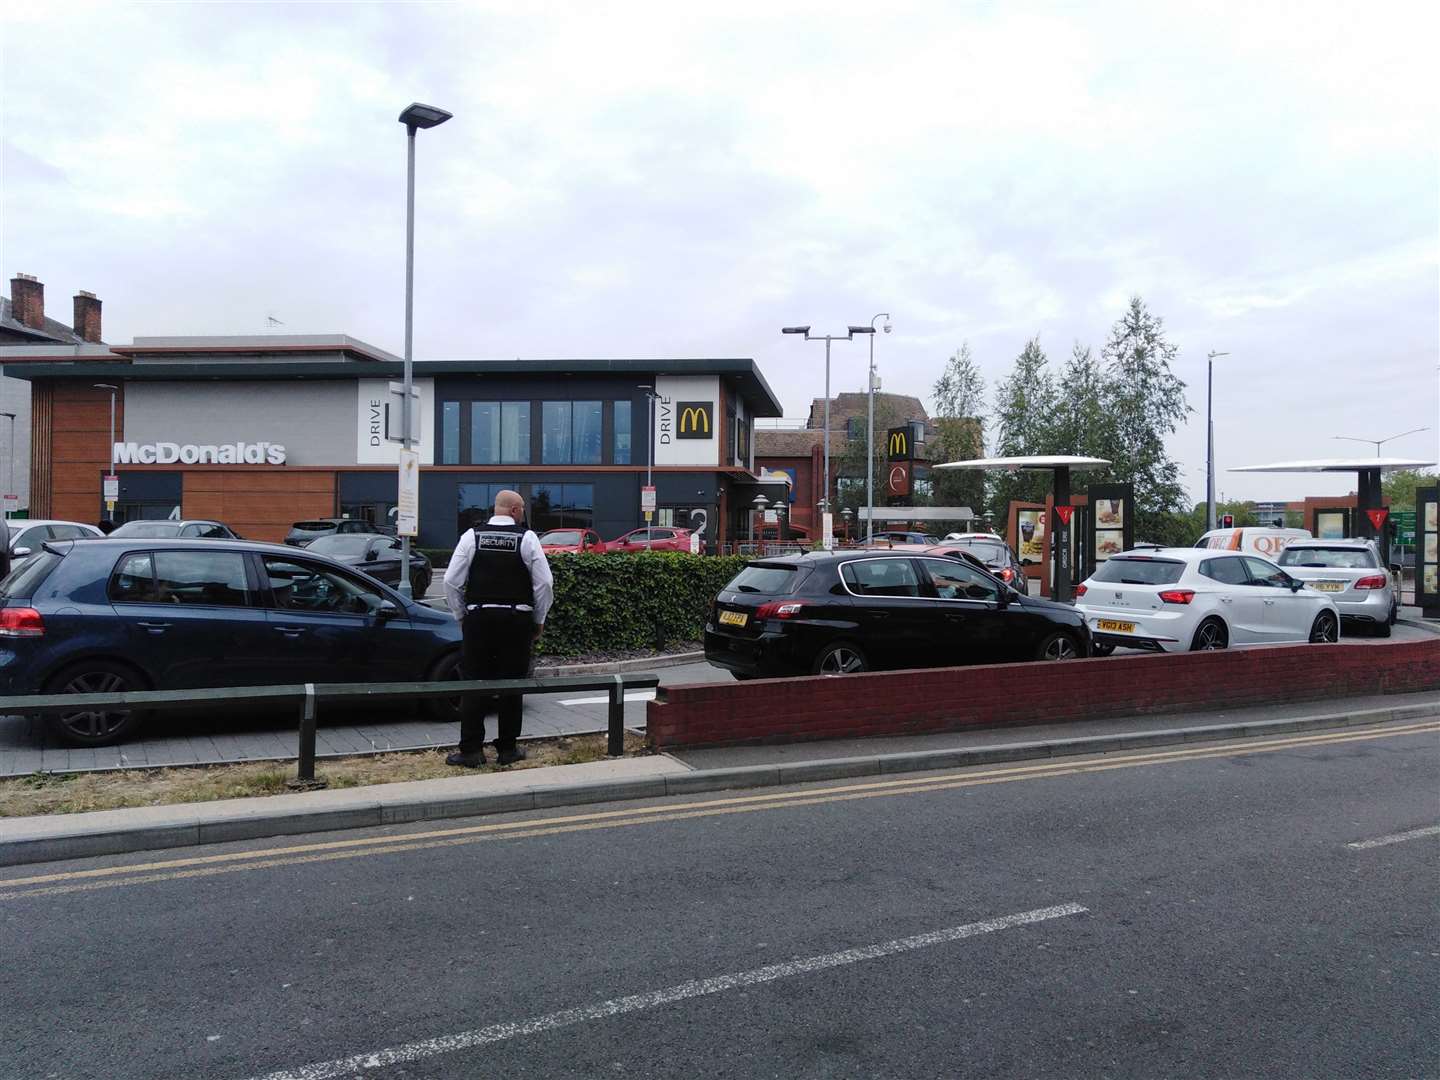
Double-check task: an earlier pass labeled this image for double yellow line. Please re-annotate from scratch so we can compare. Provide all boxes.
[3,720,1435,901]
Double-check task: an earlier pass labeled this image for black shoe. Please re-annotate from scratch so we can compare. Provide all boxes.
[446,751,486,768]
[495,747,527,767]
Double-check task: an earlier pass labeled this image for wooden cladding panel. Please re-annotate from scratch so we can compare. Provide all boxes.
[28,384,54,518]
[40,384,123,523]
[181,470,336,543]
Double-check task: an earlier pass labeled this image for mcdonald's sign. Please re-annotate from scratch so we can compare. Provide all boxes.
[887,426,912,460]
[676,401,713,439]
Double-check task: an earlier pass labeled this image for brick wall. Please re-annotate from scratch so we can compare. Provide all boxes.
[645,639,1440,750]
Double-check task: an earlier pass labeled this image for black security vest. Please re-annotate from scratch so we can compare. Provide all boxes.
[465,522,535,606]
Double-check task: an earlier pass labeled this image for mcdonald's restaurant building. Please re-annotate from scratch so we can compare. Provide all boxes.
[3,334,784,549]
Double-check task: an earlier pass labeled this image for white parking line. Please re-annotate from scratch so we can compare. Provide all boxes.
[1346,824,1440,850]
[558,690,657,706]
[246,902,1087,1080]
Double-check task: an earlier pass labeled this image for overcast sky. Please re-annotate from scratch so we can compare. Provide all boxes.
[4,1,1437,500]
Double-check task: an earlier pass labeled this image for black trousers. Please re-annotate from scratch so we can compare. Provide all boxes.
[459,607,535,754]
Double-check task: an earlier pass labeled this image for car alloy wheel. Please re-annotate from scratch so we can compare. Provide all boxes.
[1192,619,1228,651]
[46,664,144,746]
[1039,633,1079,661]
[815,644,867,676]
[1310,611,1339,644]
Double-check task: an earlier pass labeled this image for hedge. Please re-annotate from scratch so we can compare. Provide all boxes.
[537,552,747,656]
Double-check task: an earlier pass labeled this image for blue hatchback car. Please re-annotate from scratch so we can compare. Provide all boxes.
[0,537,463,746]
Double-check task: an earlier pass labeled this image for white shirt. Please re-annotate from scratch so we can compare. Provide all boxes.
[443,516,554,625]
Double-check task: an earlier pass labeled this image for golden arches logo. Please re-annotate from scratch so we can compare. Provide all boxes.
[888,431,908,456]
[676,402,712,438]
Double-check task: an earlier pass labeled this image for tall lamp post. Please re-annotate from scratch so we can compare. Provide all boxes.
[782,323,873,545]
[750,494,769,543]
[92,383,118,522]
[1332,427,1431,457]
[0,412,14,518]
[865,313,891,544]
[638,385,661,551]
[396,101,452,597]
[1205,350,1228,533]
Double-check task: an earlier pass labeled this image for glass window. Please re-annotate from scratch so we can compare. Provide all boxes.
[922,559,1000,601]
[49,524,91,540]
[846,417,864,439]
[614,401,632,465]
[110,553,159,603]
[1090,558,1186,585]
[531,484,595,533]
[574,401,602,465]
[1243,556,1291,587]
[1277,546,1375,569]
[2,551,63,598]
[542,402,572,464]
[725,564,804,594]
[501,402,530,464]
[457,483,517,535]
[12,526,49,551]
[471,402,500,464]
[263,558,385,615]
[441,401,461,465]
[152,551,251,607]
[842,558,922,597]
[1200,557,1249,585]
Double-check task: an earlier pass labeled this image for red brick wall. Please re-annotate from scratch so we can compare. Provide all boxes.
[645,639,1440,750]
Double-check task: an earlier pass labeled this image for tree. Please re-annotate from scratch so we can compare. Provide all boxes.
[987,336,1057,523]
[1042,342,1116,461]
[1100,296,1191,537]
[1382,468,1437,511]
[930,343,986,515]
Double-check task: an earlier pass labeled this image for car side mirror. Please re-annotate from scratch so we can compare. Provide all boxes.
[376,598,402,620]
[1289,579,1305,592]
[12,547,31,558]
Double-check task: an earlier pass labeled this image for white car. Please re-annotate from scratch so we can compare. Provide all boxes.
[1275,539,1398,638]
[6,519,104,561]
[1075,547,1340,654]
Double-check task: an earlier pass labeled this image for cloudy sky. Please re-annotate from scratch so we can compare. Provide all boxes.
[4,1,1437,500]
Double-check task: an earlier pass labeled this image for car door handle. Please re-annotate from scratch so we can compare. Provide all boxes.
[136,621,171,633]
[944,613,966,622]
[1218,596,1232,603]
[868,611,890,620]
[273,625,309,637]
[1263,599,1275,606]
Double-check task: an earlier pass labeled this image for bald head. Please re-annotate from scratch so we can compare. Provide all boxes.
[495,489,524,519]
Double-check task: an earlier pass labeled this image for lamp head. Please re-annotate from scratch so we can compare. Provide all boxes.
[848,326,875,335]
[399,103,453,130]
[781,326,810,335]
[883,321,892,334]
[92,383,119,391]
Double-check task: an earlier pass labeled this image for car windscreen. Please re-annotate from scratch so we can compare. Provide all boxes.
[1,551,63,598]
[111,522,181,538]
[1089,557,1186,585]
[726,564,806,594]
[306,535,378,557]
[1277,547,1374,569]
[540,530,582,545]
[949,539,1009,563]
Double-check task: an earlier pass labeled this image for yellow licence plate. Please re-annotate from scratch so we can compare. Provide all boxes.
[1096,619,1135,633]
[1313,582,1345,592]
[718,610,748,628]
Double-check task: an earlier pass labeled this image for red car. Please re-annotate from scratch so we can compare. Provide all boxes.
[538,528,608,554]
[609,526,700,553]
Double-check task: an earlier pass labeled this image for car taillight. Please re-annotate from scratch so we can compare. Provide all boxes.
[0,607,45,637]
[755,601,805,620]
[1354,575,1387,590]
[1074,582,1087,597]
[1158,589,1195,605]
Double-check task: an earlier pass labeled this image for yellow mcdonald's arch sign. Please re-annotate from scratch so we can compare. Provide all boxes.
[887,426,911,460]
[677,401,712,439]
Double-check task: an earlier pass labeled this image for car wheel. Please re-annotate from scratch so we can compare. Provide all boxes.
[1091,641,1116,658]
[1190,618,1228,651]
[411,571,430,597]
[43,660,148,747]
[812,642,868,676]
[1389,600,1398,626]
[1373,617,1391,638]
[1036,632,1081,661]
[731,671,758,681]
[1309,611,1339,643]
[426,650,466,722]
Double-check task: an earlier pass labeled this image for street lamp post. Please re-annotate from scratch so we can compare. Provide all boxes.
[865,313,891,545]
[638,385,661,551]
[1332,428,1431,457]
[750,494,769,543]
[1205,350,1228,533]
[92,383,118,522]
[396,101,452,598]
[0,412,14,518]
[782,323,874,546]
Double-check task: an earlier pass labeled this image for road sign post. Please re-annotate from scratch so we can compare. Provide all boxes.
[396,449,420,537]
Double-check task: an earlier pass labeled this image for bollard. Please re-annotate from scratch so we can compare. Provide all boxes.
[607,674,625,757]
[287,683,327,790]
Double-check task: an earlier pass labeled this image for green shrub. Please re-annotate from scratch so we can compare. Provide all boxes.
[538,552,747,656]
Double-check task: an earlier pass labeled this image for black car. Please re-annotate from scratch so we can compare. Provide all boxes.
[705,551,1089,679]
[925,537,1030,595]
[0,537,463,746]
[286,518,397,547]
[304,534,432,595]
[109,519,242,539]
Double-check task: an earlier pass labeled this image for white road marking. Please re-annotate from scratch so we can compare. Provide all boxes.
[1347,824,1440,850]
[557,690,657,706]
[246,902,1086,1080]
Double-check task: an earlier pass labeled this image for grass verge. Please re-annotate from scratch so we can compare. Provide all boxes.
[0,732,647,818]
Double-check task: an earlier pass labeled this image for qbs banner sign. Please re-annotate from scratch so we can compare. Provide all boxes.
[114,441,286,465]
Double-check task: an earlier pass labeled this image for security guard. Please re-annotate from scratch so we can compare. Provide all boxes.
[442,489,554,767]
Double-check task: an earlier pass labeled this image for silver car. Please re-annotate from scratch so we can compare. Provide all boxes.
[1275,539,1398,637]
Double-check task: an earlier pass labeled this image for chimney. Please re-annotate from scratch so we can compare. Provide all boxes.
[10,273,44,330]
[73,290,103,342]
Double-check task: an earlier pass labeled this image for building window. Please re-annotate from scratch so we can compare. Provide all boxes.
[470,402,499,464]
[541,401,602,465]
[501,402,531,464]
[614,401,632,465]
[457,482,519,535]
[532,483,595,532]
[441,402,461,465]
[847,416,864,439]
[737,416,751,467]
[727,409,737,463]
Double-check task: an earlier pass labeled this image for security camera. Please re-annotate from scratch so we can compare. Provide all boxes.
[883,322,892,334]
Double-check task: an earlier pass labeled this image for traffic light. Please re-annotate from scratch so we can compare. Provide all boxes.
[1221,513,1234,528]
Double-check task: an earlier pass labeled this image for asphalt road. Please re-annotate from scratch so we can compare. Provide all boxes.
[3,717,1436,1079]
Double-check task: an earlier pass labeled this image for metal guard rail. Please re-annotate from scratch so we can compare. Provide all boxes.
[0,673,661,785]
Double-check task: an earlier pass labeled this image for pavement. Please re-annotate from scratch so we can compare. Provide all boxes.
[2,710,1435,1078]
[4,688,1436,868]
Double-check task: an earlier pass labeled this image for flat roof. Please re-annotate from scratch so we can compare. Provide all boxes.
[1229,457,1436,473]
[858,507,978,521]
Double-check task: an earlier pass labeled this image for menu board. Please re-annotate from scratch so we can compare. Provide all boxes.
[1418,487,1440,613]
[1017,509,1046,565]
[1084,483,1135,573]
